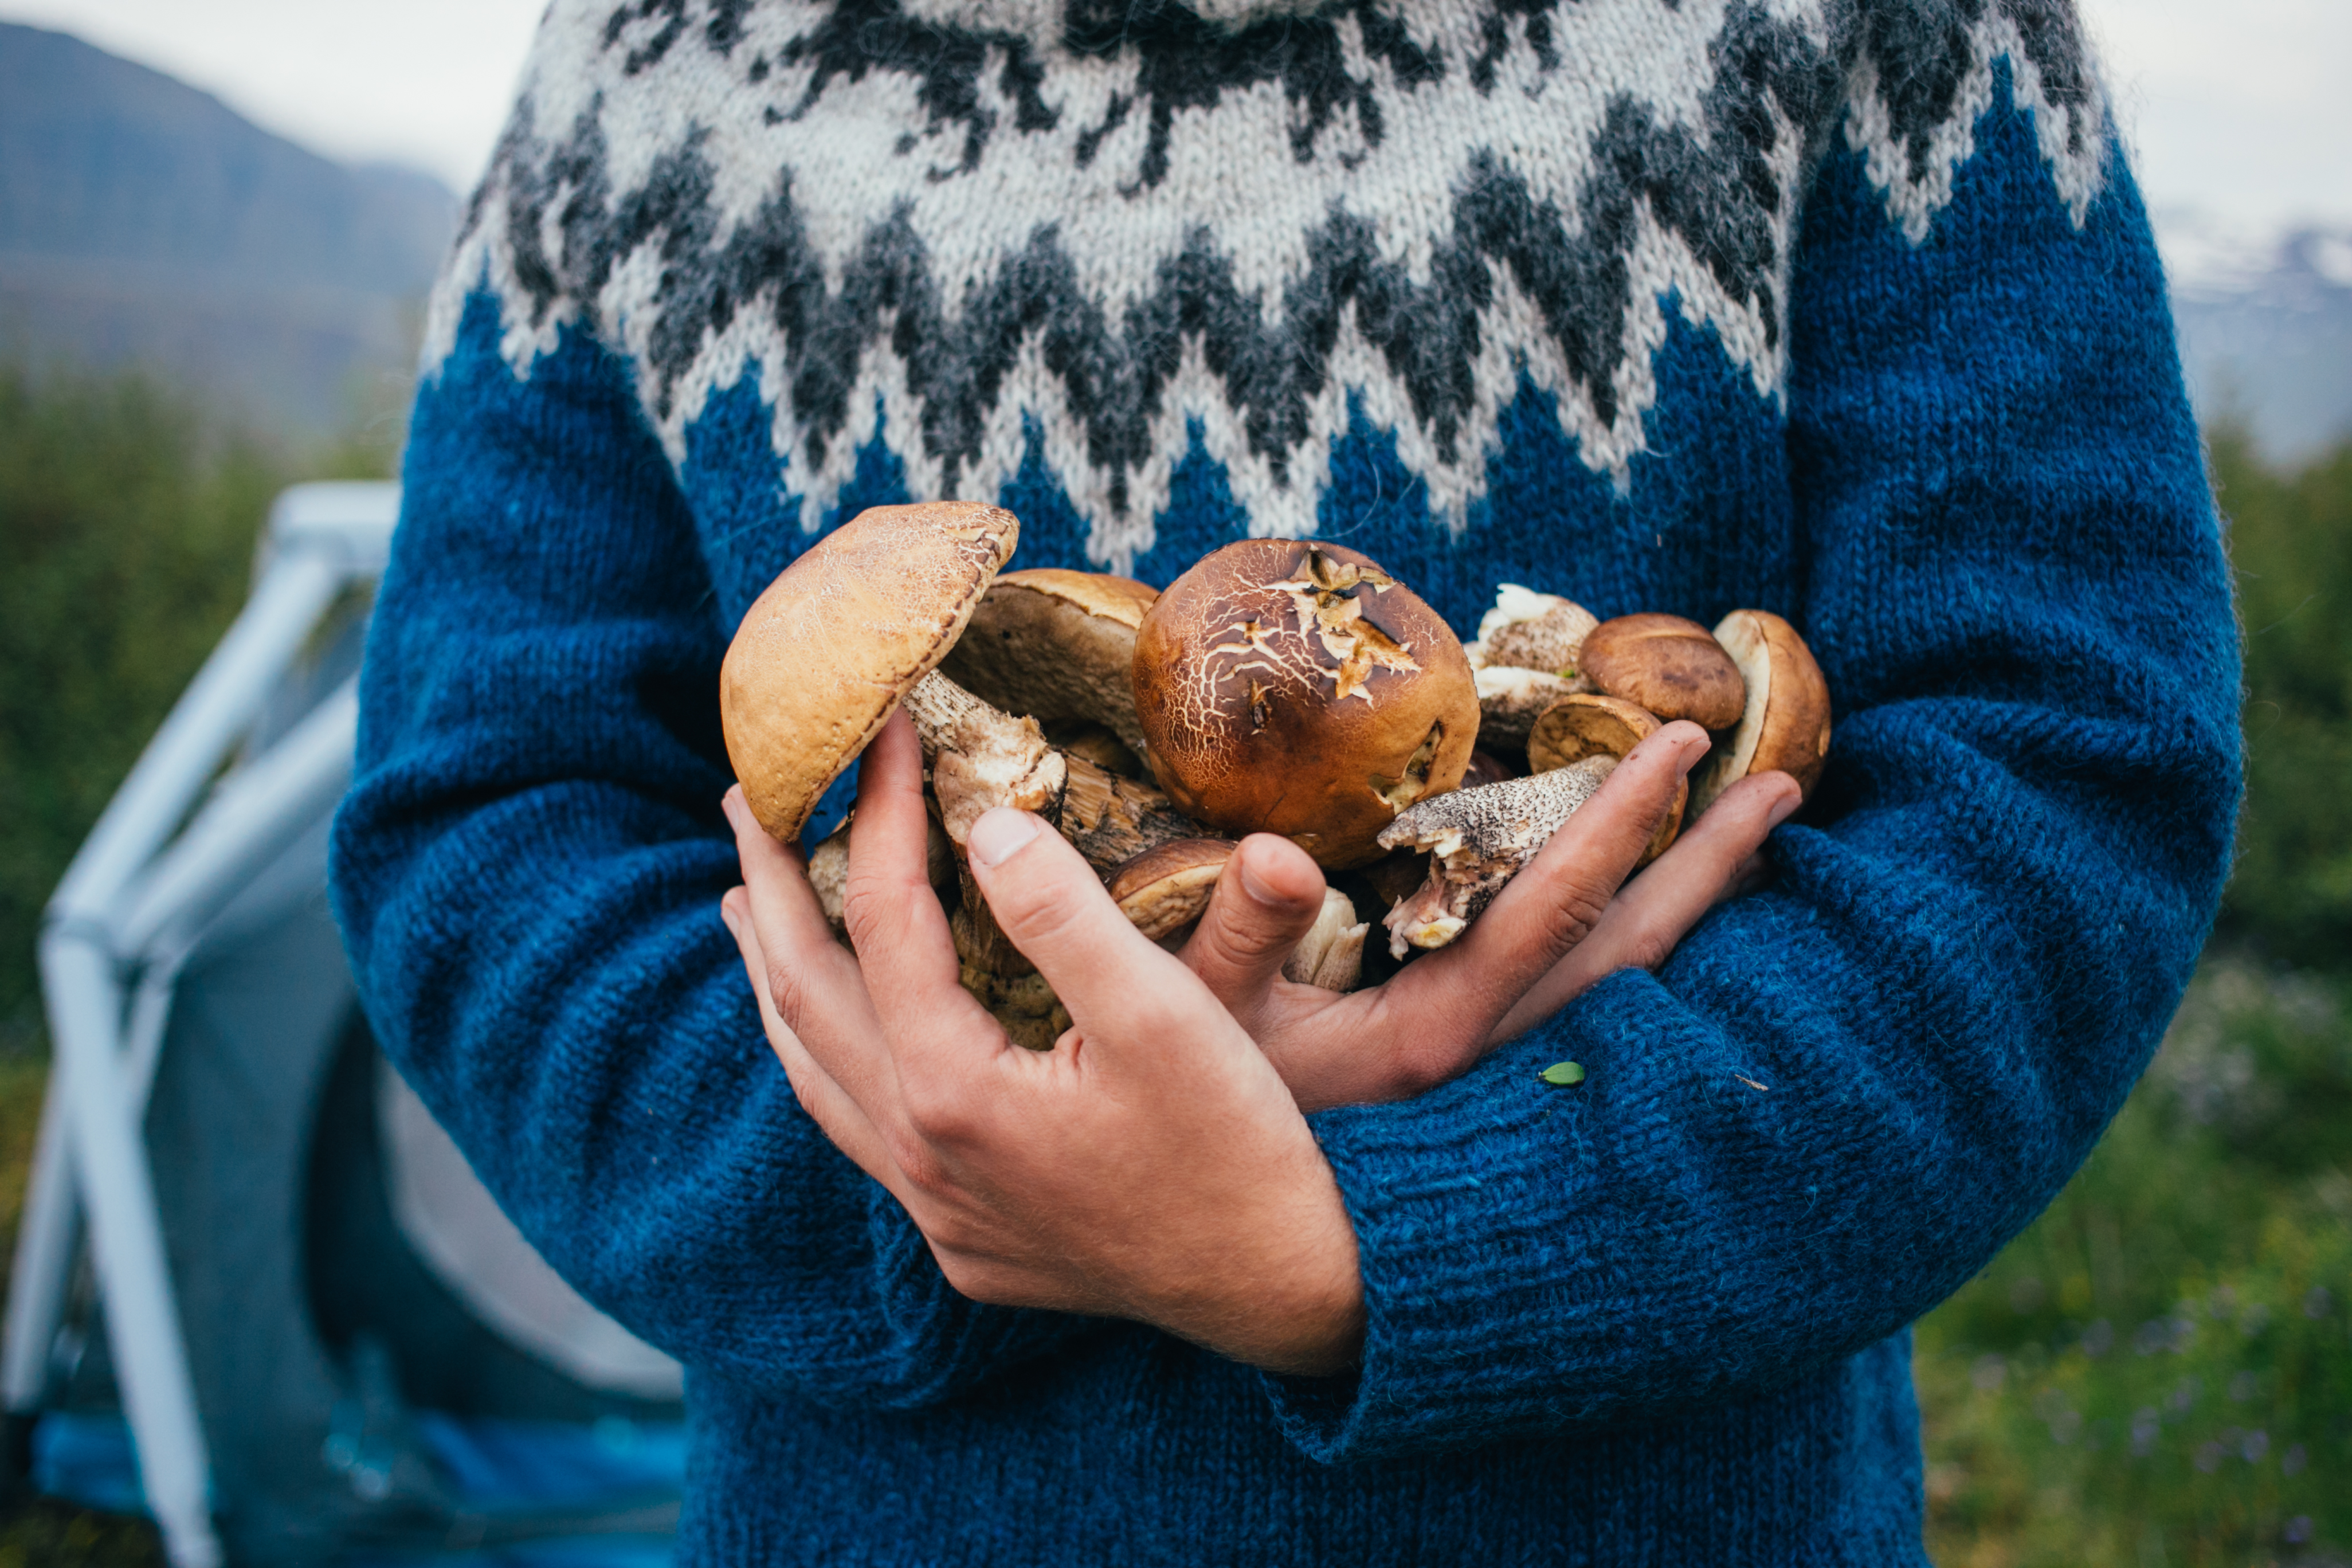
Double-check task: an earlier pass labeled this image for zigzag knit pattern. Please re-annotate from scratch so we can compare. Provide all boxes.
[434,0,2104,552]
[332,0,2241,1561]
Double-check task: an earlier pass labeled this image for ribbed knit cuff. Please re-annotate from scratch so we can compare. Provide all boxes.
[1260,976,1655,1464]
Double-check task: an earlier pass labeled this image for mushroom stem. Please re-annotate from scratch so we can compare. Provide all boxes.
[1374,756,1617,958]
[910,671,1199,871]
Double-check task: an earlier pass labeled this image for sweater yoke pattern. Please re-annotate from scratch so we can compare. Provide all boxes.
[424,0,2104,566]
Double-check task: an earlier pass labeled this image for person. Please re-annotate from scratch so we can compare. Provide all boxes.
[329,0,2240,1558]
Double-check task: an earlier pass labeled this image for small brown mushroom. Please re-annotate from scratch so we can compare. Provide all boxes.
[938,569,1161,754]
[1133,541,1480,869]
[1467,585,1599,676]
[1526,693,1683,865]
[1579,613,1747,731]
[1689,609,1833,818]
[1102,840,1367,991]
[1106,838,1236,940]
[1375,757,1617,957]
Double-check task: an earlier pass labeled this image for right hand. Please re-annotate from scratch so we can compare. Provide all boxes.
[1177,728,1802,1112]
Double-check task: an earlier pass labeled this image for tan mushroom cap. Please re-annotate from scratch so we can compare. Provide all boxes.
[720,500,1018,842]
[1469,586,1600,676]
[1132,540,1479,869]
[1105,838,1235,940]
[1525,693,1684,865]
[938,569,1161,752]
[1580,613,1747,731]
[1526,693,1661,774]
[1689,609,1833,818]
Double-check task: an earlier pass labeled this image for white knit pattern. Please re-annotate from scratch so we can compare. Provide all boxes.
[424,0,2106,568]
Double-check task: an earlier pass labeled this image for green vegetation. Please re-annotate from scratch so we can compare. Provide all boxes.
[1916,428,2352,1565]
[1,361,389,1562]
[0,360,2347,1563]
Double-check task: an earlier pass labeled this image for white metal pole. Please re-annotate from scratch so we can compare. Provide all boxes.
[42,934,222,1568]
[1,1080,79,1413]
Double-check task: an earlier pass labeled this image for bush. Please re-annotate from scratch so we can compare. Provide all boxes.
[1919,958,2352,1563]
[2214,430,2352,973]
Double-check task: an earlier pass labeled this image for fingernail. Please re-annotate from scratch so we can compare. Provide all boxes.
[1766,786,1802,829]
[719,899,741,937]
[722,789,746,829]
[1237,850,1281,907]
[968,808,1042,868]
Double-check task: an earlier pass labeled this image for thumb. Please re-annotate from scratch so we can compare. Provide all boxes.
[1178,834,1327,1032]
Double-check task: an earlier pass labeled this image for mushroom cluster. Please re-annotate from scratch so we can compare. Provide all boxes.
[1376,586,1832,959]
[720,505,1833,1042]
[719,504,1378,1051]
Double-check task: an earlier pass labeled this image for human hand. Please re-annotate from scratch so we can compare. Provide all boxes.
[1174,727,1802,1112]
[718,715,1363,1377]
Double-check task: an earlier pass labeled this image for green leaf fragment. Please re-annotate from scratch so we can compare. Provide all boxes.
[1539,1061,1586,1086]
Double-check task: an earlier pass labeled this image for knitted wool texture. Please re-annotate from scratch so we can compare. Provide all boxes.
[330,0,2242,1559]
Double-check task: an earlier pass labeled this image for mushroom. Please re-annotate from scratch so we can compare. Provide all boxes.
[1103,838,1367,992]
[721,500,1020,844]
[1579,613,1747,731]
[1688,609,1833,818]
[1132,541,1480,869]
[1526,694,1683,865]
[1283,887,1370,991]
[1375,757,1618,958]
[1467,585,1599,676]
[1473,665,1587,752]
[938,568,1161,755]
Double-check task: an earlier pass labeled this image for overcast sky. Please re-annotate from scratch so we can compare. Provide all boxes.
[2,0,2345,236]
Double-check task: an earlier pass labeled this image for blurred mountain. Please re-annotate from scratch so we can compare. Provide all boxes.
[0,20,456,439]
[2160,213,2352,466]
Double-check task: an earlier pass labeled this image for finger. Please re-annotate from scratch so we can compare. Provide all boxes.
[962,806,1213,1056]
[719,886,908,1195]
[1390,722,1712,1045]
[1486,770,1801,1042]
[1178,834,1328,1032]
[723,783,900,1111]
[838,712,999,1060]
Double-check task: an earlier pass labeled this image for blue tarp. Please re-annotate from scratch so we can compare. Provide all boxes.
[33,1410,685,1565]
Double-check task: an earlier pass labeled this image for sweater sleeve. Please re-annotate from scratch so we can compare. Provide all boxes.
[1261,91,2241,1456]
[328,291,1091,1406]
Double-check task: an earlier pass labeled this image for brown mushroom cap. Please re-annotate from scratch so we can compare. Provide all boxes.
[720,501,1018,841]
[1689,609,1833,817]
[1579,613,1747,731]
[1526,693,1661,774]
[1524,693,1684,865]
[938,569,1159,752]
[1104,838,1236,941]
[1132,540,1479,869]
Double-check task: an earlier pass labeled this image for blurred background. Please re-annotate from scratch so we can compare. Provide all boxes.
[0,1,2346,1563]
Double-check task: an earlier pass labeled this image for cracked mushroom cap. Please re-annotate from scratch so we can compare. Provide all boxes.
[1689,608,1833,817]
[720,500,1018,841]
[1579,613,1747,731]
[1131,540,1479,869]
[938,569,1160,752]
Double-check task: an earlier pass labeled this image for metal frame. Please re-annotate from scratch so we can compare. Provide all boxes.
[3,483,399,1568]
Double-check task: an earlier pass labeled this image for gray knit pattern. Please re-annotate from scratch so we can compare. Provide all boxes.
[427,0,2106,555]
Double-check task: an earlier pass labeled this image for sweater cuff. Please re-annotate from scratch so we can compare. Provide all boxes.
[1260,977,1650,1463]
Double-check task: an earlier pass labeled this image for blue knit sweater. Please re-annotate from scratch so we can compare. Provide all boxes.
[329,0,2240,1559]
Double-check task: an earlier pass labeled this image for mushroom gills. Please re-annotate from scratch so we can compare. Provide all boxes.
[1375,756,1617,958]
